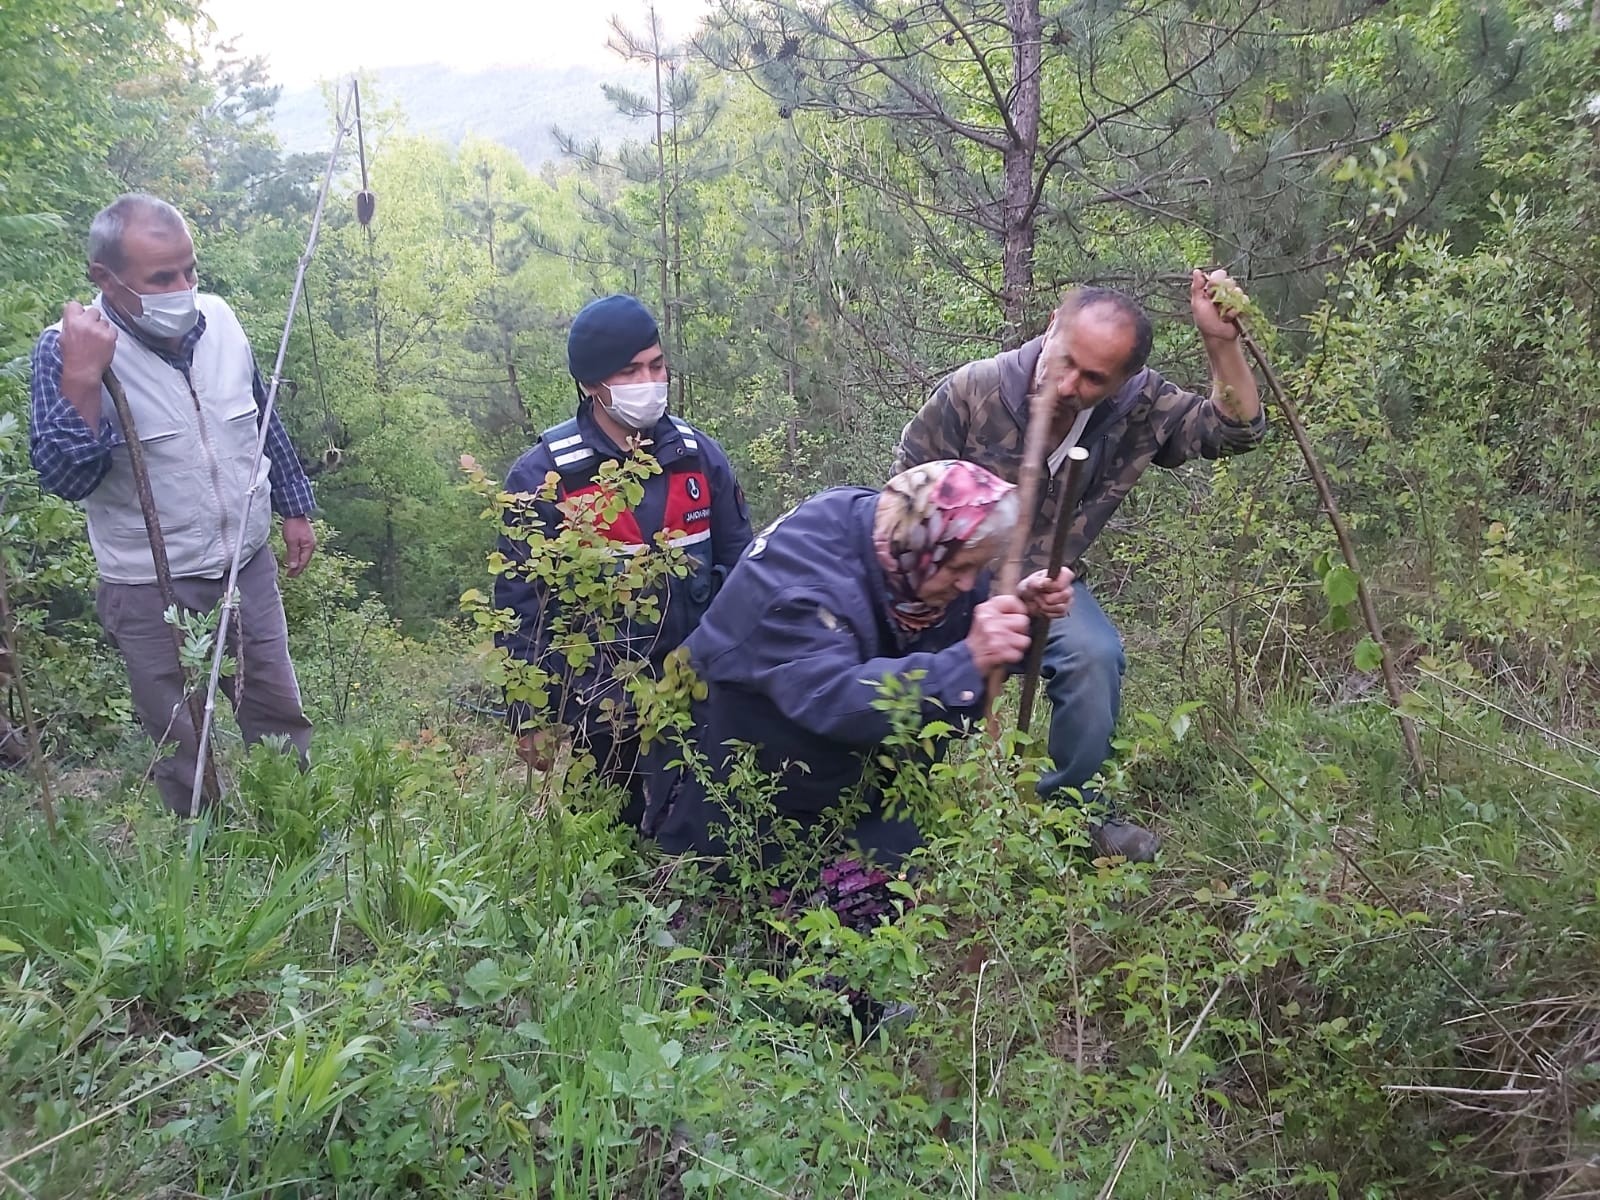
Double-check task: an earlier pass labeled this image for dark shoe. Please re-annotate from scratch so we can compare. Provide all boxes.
[848,995,919,1039]
[871,999,918,1033]
[1090,816,1160,863]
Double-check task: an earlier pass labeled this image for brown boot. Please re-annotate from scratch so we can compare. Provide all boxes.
[1089,815,1160,863]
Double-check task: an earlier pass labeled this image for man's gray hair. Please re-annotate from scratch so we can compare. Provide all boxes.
[87,194,188,271]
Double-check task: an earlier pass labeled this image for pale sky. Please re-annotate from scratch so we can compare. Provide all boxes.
[201,0,715,88]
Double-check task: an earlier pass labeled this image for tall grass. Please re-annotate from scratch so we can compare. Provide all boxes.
[0,702,1594,1197]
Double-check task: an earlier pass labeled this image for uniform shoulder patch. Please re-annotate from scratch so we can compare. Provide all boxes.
[746,503,797,559]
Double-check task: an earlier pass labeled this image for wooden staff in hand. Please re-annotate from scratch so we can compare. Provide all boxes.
[100,367,222,804]
[984,375,1057,737]
[1016,445,1090,733]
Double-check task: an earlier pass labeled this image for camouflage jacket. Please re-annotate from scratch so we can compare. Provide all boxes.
[891,335,1267,575]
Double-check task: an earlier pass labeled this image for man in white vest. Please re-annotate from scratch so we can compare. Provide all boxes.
[28,193,317,813]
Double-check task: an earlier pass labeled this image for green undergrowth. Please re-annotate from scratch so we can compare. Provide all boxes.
[0,692,1596,1198]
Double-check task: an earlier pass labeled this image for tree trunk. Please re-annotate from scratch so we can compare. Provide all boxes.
[669,62,688,415]
[506,351,526,427]
[482,168,497,270]
[652,6,672,347]
[1000,0,1042,348]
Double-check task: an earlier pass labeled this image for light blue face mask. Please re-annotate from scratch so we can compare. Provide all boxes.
[110,271,199,339]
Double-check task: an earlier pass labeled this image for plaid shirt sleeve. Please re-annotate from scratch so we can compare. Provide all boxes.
[251,368,316,518]
[28,328,116,501]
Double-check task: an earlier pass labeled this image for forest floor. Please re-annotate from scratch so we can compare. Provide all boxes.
[0,660,1596,1199]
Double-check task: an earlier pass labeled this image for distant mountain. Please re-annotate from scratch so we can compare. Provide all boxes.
[271,63,652,165]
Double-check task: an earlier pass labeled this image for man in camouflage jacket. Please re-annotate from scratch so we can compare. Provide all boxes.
[892,270,1265,861]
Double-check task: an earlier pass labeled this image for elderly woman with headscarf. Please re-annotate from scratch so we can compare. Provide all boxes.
[648,460,1072,896]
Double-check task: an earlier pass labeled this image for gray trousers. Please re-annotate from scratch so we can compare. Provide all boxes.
[97,547,313,813]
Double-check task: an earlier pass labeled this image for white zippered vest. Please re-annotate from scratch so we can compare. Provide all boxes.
[53,294,274,584]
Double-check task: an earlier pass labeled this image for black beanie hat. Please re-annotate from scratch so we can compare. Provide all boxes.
[567,294,660,385]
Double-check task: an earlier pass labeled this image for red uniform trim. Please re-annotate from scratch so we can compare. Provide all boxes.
[663,469,712,536]
[560,463,712,548]
[560,481,646,547]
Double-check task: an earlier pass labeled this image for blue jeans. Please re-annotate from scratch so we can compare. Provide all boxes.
[1037,581,1125,807]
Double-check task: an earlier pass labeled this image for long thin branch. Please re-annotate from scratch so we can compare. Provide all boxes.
[1407,715,1600,801]
[936,0,1023,148]
[1414,667,1600,760]
[1381,1084,1547,1098]
[1238,328,1426,779]
[812,25,1011,149]
[713,3,1010,150]
[188,81,355,817]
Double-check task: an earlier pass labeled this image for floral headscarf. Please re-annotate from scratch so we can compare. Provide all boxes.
[873,460,1018,632]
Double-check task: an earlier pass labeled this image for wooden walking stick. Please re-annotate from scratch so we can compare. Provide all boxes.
[101,367,222,807]
[1015,445,1090,735]
[1233,325,1427,780]
[984,384,1058,737]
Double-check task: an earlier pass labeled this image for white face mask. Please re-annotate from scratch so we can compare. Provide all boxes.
[110,274,199,339]
[601,380,669,431]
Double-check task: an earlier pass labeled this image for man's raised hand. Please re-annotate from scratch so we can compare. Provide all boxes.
[57,302,119,429]
[1191,268,1246,342]
[60,300,118,376]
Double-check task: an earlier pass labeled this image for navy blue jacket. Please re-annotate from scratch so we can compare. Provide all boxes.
[651,486,990,864]
[494,402,751,736]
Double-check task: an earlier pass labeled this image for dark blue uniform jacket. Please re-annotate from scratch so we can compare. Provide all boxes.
[651,485,990,866]
[495,401,751,737]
